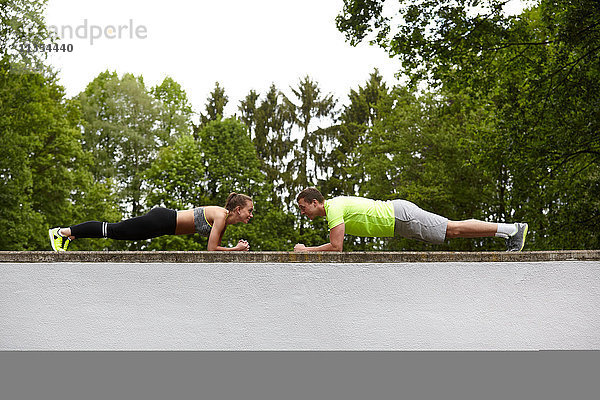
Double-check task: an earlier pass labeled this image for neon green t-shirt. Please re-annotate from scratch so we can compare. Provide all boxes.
[324,196,395,237]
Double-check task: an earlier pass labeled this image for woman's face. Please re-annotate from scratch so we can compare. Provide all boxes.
[237,201,254,223]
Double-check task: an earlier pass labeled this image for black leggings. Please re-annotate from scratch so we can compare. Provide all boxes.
[70,207,178,240]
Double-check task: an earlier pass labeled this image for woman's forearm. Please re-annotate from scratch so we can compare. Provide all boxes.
[209,245,236,251]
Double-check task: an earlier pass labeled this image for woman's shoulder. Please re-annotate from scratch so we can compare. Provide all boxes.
[203,205,227,212]
[204,206,229,219]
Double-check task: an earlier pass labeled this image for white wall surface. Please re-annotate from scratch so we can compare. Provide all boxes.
[1,261,599,350]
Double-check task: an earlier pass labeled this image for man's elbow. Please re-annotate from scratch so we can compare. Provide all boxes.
[330,243,343,252]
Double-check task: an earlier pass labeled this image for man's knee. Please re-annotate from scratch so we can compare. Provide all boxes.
[445,222,454,239]
[445,221,463,239]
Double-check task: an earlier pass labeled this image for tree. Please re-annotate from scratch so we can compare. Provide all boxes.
[323,69,389,198]
[77,71,161,217]
[198,118,264,204]
[336,1,529,87]
[285,76,336,200]
[336,0,600,249]
[145,117,299,250]
[238,89,259,136]
[199,117,305,250]
[144,133,206,250]
[151,76,194,145]
[239,85,295,207]
[1,0,53,72]
[76,71,120,181]
[0,59,119,250]
[199,81,228,127]
[1,0,119,251]
[0,64,46,249]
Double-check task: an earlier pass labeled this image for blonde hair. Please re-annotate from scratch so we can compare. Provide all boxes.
[224,192,252,211]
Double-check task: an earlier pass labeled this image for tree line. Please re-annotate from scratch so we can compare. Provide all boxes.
[1,0,598,251]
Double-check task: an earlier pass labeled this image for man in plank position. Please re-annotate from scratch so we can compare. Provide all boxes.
[293,187,528,252]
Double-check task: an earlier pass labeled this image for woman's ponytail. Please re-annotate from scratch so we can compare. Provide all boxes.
[224,192,252,211]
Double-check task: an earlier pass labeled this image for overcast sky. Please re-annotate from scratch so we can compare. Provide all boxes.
[45,0,404,118]
[45,0,527,119]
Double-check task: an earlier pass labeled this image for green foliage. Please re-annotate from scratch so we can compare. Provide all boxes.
[78,71,162,216]
[199,118,302,250]
[239,85,295,207]
[146,118,300,251]
[224,190,300,251]
[199,81,228,126]
[146,133,206,209]
[0,62,45,249]
[198,118,264,203]
[0,0,53,72]
[336,0,387,47]
[151,76,194,145]
[144,133,208,250]
[323,69,389,198]
[339,82,498,251]
[0,59,119,250]
[2,0,598,251]
[238,77,336,244]
[336,0,600,250]
[286,76,337,196]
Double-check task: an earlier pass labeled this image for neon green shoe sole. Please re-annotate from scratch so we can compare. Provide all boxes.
[49,228,70,252]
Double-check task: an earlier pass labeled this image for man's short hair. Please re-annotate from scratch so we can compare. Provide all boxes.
[296,187,324,204]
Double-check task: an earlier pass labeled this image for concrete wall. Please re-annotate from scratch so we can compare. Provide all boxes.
[1,260,599,350]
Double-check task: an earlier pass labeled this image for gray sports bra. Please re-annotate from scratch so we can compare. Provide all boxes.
[193,207,212,237]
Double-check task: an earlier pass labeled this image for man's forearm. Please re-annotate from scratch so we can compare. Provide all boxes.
[305,242,342,252]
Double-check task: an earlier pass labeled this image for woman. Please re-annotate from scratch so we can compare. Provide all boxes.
[49,193,253,252]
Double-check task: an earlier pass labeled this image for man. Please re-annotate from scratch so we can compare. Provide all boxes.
[293,187,528,252]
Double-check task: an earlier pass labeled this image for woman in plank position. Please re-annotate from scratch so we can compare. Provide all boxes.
[49,193,253,252]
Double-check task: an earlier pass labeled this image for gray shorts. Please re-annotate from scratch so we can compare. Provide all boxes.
[392,200,448,244]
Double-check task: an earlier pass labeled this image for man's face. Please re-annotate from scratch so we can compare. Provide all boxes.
[297,198,318,220]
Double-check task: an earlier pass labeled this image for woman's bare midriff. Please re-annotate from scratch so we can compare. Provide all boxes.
[175,209,196,235]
